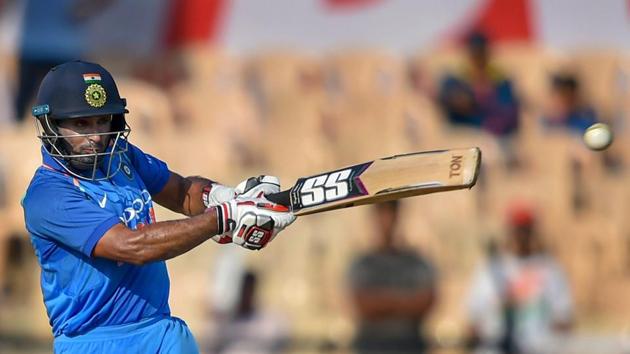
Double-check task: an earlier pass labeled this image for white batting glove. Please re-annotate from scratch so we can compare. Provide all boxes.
[202,183,236,206]
[213,197,295,250]
[235,175,281,198]
[202,176,281,207]
[205,176,282,245]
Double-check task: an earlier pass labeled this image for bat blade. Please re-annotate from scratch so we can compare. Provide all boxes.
[267,147,481,216]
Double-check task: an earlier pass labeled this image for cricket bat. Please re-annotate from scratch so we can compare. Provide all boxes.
[266,147,481,216]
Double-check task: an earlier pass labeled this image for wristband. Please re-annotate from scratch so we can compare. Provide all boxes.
[213,202,232,234]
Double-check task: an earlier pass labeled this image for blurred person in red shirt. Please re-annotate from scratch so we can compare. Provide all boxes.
[465,203,573,354]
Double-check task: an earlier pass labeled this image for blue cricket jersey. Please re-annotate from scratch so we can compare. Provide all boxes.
[22,142,172,337]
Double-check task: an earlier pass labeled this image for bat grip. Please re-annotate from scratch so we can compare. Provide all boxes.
[265,189,291,207]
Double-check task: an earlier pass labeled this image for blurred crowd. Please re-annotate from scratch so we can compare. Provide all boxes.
[2,1,630,354]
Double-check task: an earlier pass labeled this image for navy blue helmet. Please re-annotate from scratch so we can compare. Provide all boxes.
[33,60,128,120]
[32,60,131,180]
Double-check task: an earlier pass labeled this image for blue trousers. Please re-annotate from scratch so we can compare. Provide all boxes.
[53,316,199,354]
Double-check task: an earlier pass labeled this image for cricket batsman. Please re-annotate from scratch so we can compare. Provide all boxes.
[21,60,296,353]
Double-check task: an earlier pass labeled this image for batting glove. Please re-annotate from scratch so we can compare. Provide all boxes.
[213,197,295,250]
[202,175,281,207]
[202,183,236,206]
[205,176,282,245]
[235,175,281,198]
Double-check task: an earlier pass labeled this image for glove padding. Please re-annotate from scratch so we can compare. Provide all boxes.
[214,197,295,250]
[235,175,281,198]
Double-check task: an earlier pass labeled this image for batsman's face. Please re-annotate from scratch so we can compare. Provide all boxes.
[57,115,113,154]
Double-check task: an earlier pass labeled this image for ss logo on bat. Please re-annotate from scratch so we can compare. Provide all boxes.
[300,169,351,206]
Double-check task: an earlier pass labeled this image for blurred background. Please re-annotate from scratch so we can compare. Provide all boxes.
[1,0,630,353]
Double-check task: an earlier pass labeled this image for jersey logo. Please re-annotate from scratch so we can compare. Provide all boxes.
[98,193,108,208]
[120,189,153,228]
[121,162,133,180]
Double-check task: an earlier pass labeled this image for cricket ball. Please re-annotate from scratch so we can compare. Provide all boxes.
[583,123,613,151]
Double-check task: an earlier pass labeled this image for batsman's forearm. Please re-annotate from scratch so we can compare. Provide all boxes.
[133,211,217,262]
[153,174,214,217]
[181,176,214,216]
[96,209,220,265]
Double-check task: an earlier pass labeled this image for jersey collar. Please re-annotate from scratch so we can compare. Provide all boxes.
[41,146,67,173]
[40,147,109,180]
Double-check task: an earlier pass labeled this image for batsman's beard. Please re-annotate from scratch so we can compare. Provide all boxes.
[62,139,109,171]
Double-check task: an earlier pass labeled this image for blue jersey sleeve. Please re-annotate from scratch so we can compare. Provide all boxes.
[23,178,121,257]
[125,144,170,195]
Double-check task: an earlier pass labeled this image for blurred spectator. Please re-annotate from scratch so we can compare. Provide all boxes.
[542,73,598,134]
[0,66,13,127]
[204,269,290,354]
[438,31,520,138]
[0,233,34,305]
[540,73,621,206]
[14,0,114,122]
[465,203,573,354]
[347,200,437,354]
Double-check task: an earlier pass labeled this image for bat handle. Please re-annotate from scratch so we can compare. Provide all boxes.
[265,189,291,207]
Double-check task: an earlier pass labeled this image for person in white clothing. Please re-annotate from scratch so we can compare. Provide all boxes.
[465,203,573,354]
